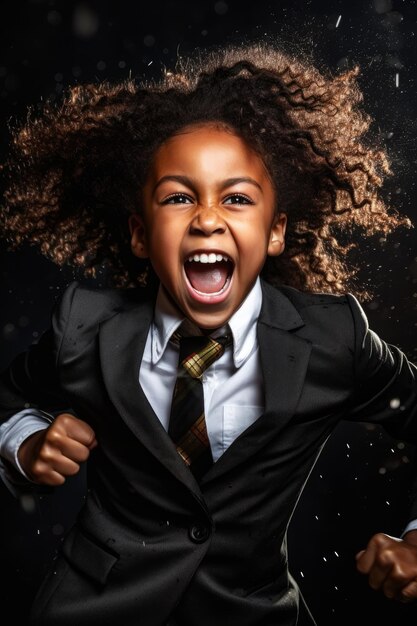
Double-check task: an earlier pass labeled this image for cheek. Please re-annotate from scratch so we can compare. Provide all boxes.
[148,224,181,268]
[237,219,271,250]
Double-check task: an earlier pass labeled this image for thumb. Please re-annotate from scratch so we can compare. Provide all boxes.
[88,437,98,450]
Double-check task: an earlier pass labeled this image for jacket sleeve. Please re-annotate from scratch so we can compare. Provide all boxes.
[346,293,417,527]
[346,292,417,442]
[0,281,79,424]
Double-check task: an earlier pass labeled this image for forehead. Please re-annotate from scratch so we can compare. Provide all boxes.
[149,124,269,180]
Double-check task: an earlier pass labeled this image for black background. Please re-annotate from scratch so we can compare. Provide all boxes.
[1,0,417,624]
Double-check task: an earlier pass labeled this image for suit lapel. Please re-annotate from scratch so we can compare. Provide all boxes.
[98,295,205,503]
[201,282,312,484]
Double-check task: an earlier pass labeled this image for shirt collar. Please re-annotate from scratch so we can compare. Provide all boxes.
[152,278,262,368]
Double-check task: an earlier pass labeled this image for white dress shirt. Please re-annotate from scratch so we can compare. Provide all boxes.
[140,278,264,461]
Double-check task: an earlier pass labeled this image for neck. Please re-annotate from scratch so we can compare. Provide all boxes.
[200,327,220,335]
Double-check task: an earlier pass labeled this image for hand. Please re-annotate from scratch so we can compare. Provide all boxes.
[18,412,97,486]
[356,531,417,603]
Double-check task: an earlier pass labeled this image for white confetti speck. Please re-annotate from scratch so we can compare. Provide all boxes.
[390,398,401,409]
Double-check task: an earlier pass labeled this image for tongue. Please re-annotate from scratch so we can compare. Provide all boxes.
[185,261,230,294]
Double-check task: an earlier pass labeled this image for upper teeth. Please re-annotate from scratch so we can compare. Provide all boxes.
[188,253,230,264]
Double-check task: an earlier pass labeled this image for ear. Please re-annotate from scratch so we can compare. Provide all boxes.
[267,212,287,257]
[128,214,149,259]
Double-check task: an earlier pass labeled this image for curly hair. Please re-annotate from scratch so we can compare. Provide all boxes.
[0,41,412,296]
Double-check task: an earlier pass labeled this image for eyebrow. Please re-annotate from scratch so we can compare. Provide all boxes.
[152,175,263,194]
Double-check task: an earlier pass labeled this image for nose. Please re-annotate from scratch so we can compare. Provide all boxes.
[190,205,226,236]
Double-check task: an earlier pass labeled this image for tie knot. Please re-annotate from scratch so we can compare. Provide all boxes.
[172,332,231,379]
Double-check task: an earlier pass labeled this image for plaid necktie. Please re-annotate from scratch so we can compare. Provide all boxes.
[169,331,231,479]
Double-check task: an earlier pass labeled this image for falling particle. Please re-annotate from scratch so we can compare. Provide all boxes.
[52,523,64,536]
[73,4,99,39]
[3,322,16,336]
[19,494,36,514]
[395,73,399,88]
[144,35,155,47]
[334,585,339,591]
[47,10,63,26]
[323,557,327,562]
[386,501,390,506]
[37,529,40,535]
[142,540,146,546]
[335,15,342,28]
[346,443,350,449]
[390,448,395,454]
[315,515,319,520]
[214,1,228,15]
[148,61,153,66]
[334,551,339,557]
[300,571,304,578]
[390,398,401,409]
[374,0,392,13]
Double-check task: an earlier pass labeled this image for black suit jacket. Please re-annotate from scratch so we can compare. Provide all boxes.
[1,279,417,626]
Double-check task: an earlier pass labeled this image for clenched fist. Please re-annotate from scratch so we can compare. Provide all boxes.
[17,412,97,486]
[356,531,417,603]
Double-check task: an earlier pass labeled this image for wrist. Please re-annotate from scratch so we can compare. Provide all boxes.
[403,530,417,547]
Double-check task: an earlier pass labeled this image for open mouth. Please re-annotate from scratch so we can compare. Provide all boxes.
[184,252,234,298]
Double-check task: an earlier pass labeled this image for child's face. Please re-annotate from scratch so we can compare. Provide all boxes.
[130,123,286,329]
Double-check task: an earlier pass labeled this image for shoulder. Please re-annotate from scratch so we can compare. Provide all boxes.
[271,282,366,316]
[262,280,357,315]
[52,280,155,327]
[261,281,368,344]
[277,283,349,309]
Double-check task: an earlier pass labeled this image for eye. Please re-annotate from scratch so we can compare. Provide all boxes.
[162,193,193,205]
[223,194,254,205]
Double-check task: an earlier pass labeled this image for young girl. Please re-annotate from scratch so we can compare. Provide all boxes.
[1,41,417,625]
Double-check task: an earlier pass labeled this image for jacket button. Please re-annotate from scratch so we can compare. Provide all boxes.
[189,524,210,543]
